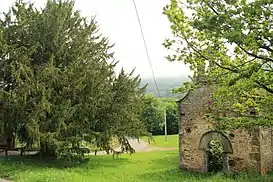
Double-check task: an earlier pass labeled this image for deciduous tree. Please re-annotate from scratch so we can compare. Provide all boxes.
[163,0,273,129]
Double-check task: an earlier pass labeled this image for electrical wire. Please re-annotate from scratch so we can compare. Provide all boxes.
[132,0,168,140]
[132,0,161,98]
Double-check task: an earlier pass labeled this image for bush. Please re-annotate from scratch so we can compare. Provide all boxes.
[207,140,223,172]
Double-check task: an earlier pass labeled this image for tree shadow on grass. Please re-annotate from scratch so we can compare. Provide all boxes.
[0,154,130,179]
[137,151,273,182]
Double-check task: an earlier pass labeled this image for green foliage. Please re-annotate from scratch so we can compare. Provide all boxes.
[0,0,146,158]
[163,0,273,129]
[164,99,180,134]
[140,94,165,134]
[207,140,223,173]
[172,81,195,95]
[140,94,179,135]
[208,115,273,131]
[1,151,273,182]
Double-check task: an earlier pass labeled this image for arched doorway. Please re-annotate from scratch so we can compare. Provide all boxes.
[199,130,233,174]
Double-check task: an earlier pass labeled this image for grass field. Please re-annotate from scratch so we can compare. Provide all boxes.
[1,150,272,182]
[142,134,178,148]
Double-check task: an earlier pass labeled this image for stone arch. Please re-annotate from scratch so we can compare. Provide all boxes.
[198,130,233,174]
[199,130,233,153]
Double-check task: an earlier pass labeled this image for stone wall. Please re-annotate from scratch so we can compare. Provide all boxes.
[228,128,261,172]
[179,115,211,171]
[178,85,267,174]
[178,86,213,171]
[260,127,273,175]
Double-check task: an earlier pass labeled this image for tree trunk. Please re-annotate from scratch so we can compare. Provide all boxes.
[40,141,56,157]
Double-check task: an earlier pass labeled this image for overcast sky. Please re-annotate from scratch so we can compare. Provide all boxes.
[0,0,191,78]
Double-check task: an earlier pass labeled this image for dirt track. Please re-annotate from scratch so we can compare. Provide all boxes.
[89,138,177,155]
[0,179,10,182]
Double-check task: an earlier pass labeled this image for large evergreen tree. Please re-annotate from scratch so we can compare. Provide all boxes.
[0,0,146,158]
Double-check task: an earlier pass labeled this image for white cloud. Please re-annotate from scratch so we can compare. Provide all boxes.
[0,0,192,78]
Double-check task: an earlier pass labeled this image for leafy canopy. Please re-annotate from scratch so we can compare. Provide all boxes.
[163,0,273,129]
[140,94,179,135]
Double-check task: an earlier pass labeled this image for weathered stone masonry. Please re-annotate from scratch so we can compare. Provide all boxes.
[177,85,273,174]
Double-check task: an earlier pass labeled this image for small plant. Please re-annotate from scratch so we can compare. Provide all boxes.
[207,139,223,172]
[147,133,155,144]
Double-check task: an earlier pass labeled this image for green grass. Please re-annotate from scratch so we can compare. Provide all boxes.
[142,134,179,148]
[1,150,272,182]
[84,137,120,151]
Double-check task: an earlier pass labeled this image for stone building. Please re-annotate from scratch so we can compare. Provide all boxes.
[177,85,273,175]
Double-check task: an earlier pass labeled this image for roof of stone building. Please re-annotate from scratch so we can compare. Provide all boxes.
[175,91,190,103]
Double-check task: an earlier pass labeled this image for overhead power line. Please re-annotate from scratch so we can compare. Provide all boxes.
[132,0,168,141]
[131,0,161,98]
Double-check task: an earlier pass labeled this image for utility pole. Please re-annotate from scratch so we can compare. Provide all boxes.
[164,104,167,141]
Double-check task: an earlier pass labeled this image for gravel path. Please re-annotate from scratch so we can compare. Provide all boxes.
[0,179,10,182]
[124,138,177,152]
[0,150,39,157]
[0,139,176,157]
[89,138,177,155]
[0,178,10,182]
[110,138,177,152]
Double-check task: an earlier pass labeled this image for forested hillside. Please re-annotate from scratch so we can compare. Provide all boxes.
[141,76,189,98]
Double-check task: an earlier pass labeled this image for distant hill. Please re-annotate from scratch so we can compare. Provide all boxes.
[140,76,189,98]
